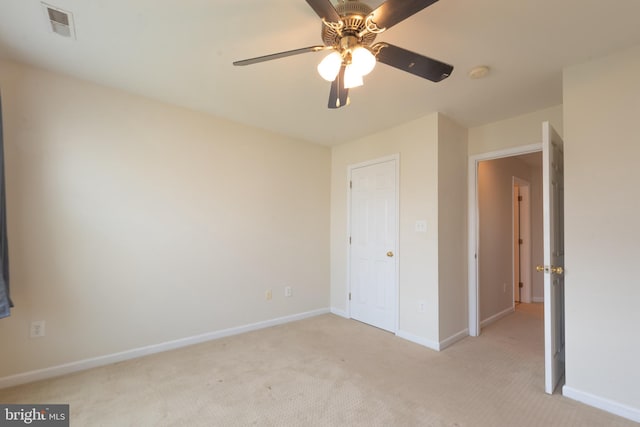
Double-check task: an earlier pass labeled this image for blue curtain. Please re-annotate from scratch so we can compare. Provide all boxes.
[0,93,11,319]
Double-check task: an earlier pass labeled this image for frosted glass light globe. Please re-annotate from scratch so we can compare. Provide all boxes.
[351,47,376,76]
[317,52,342,82]
[344,64,364,89]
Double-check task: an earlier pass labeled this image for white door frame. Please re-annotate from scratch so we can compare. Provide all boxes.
[468,144,541,336]
[346,154,400,332]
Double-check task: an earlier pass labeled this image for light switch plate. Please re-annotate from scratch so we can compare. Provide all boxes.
[415,220,427,233]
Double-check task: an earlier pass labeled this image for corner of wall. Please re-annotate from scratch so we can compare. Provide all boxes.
[436,113,469,341]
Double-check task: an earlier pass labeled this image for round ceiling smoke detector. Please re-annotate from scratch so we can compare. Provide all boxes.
[468,65,490,79]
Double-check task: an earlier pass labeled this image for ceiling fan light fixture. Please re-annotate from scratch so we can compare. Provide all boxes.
[233,0,454,108]
[351,46,376,76]
[317,51,343,81]
[344,64,364,89]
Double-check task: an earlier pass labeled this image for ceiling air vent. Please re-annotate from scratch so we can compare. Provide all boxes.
[41,3,76,39]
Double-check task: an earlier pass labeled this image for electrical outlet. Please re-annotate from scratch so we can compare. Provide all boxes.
[265,290,272,300]
[30,320,46,338]
[284,286,292,297]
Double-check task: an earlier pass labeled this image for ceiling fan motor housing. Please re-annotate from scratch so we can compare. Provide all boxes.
[321,0,377,48]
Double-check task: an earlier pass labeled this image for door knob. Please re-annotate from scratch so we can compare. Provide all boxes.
[536,265,564,275]
[550,266,564,275]
[386,251,394,257]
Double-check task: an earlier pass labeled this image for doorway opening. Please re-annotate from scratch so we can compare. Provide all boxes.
[467,143,542,336]
[472,150,542,331]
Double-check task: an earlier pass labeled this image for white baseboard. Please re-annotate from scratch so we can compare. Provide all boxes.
[480,306,514,328]
[439,328,469,350]
[0,308,329,390]
[397,328,469,352]
[330,307,348,319]
[532,296,544,303]
[396,330,440,351]
[563,385,640,423]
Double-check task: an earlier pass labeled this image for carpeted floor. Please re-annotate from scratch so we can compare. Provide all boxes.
[515,301,544,319]
[0,308,636,426]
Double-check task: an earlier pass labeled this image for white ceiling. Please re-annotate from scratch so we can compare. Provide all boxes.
[1,0,640,146]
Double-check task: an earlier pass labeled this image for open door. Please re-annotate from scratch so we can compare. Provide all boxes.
[539,121,565,394]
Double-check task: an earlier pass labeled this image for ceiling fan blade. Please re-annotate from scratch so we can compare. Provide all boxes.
[369,0,438,31]
[306,0,341,23]
[328,65,349,109]
[373,43,453,82]
[233,46,327,66]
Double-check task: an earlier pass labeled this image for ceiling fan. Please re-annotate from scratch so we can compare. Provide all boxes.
[233,0,454,109]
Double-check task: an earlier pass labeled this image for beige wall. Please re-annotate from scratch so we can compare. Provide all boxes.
[563,45,640,413]
[436,115,468,340]
[330,113,468,347]
[330,114,440,342]
[0,61,331,379]
[469,105,563,155]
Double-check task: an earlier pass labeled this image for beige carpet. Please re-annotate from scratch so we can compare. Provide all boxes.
[515,302,544,319]
[0,310,636,426]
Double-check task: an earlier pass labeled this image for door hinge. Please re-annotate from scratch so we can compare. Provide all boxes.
[519,238,523,244]
[349,180,352,189]
[349,236,351,245]
[349,292,351,301]
[518,195,523,202]
[519,282,524,288]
